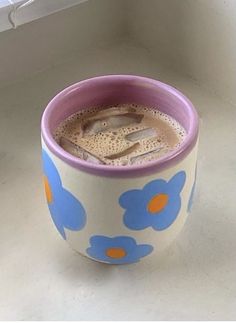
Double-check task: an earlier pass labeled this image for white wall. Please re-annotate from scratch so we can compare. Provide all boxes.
[128,0,236,104]
[0,0,127,88]
[1,0,236,105]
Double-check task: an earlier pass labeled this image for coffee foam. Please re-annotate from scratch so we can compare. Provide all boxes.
[54,104,186,166]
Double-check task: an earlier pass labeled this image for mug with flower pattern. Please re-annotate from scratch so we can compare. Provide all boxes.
[41,75,199,264]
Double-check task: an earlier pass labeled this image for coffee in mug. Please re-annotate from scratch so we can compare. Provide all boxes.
[54,104,186,166]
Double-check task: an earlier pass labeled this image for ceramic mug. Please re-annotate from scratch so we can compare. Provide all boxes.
[41,75,199,264]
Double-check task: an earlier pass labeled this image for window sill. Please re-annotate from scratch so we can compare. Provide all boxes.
[0,0,87,32]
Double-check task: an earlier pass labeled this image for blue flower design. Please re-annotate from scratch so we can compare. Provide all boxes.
[188,166,197,212]
[86,235,153,264]
[119,171,186,231]
[42,150,86,239]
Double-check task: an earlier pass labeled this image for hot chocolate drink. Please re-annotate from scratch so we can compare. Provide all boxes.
[54,104,186,166]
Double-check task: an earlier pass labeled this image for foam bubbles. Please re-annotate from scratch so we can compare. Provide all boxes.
[53,104,187,166]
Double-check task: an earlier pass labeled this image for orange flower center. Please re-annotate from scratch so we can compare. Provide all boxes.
[147,193,169,213]
[106,247,126,259]
[43,175,53,204]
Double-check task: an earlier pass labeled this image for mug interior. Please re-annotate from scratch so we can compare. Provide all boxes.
[41,75,199,177]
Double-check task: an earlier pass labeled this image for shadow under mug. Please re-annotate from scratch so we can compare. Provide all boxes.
[41,75,199,265]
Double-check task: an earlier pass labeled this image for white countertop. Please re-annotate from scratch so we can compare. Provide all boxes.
[0,42,235,320]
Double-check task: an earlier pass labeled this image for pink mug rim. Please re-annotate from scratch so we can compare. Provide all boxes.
[41,75,199,177]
